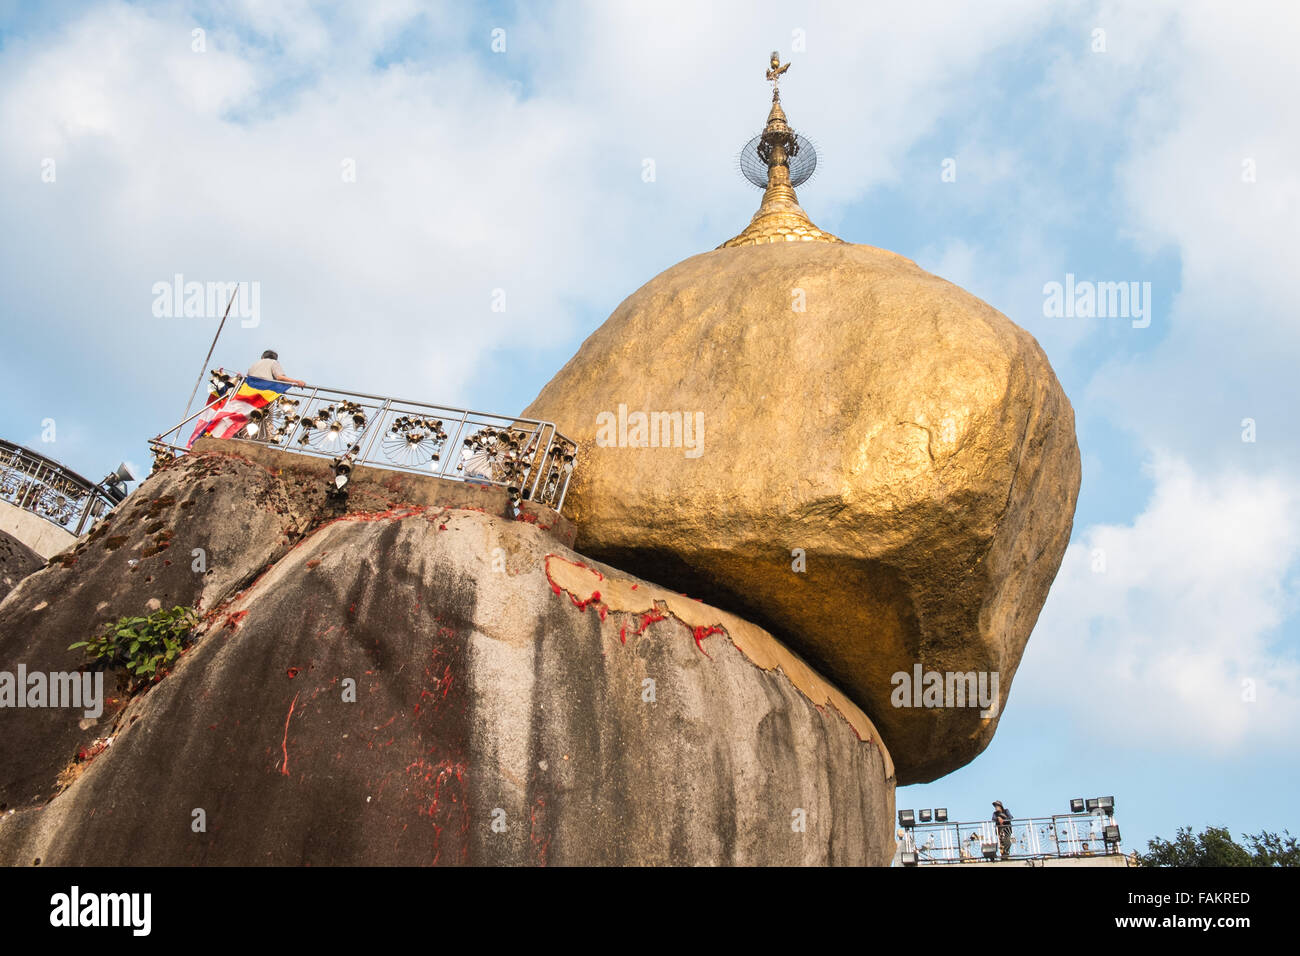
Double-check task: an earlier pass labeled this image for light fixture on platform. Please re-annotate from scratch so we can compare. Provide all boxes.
[101,463,134,504]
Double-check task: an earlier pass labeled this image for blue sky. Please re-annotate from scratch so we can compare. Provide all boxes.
[1,0,1296,853]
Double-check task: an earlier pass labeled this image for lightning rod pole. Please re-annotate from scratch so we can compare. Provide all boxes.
[180,287,240,425]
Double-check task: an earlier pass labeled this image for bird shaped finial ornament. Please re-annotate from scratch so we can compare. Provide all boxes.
[766,51,790,97]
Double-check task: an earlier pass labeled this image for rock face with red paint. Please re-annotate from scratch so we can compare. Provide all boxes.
[0,451,312,810]
[0,442,572,814]
[0,530,41,602]
[0,443,895,865]
[523,241,1081,784]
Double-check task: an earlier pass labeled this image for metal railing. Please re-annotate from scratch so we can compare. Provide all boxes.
[900,812,1122,864]
[149,375,579,514]
[0,439,122,536]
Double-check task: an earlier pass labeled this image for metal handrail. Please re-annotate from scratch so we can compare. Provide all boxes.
[900,811,1122,864]
[0,439,120,537]
[149,375,578,515]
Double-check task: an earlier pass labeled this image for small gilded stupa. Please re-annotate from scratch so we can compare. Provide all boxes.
[526,53,1081,785]
[719,52,844,248]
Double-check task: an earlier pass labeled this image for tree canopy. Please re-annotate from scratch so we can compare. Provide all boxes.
[1138,826,1298,867]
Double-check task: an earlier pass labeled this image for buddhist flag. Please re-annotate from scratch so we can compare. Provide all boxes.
[187,376,291,447]
[185,372,235,448]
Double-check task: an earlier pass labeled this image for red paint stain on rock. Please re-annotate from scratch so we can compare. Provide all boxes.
[280,692,300,776]
[691,625,726,658]
[636,609,666,635]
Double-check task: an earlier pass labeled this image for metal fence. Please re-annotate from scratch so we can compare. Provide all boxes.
[901,812,1122,864]
[149,375,578,514]
[0,438,121,536]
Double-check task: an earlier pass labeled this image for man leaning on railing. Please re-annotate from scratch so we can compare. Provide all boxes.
[248,349,306,388]
[244,350,305,444]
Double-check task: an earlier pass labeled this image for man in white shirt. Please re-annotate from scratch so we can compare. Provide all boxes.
[247,349,306,387]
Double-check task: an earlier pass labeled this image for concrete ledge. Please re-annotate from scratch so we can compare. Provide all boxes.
[188,437,576,547]
[0,499,77,559]
[915,854,1131,868]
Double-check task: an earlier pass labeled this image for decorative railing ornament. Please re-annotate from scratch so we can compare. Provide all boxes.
[292,399,367,452]
[535,439,577,506]
[382,415,448,468]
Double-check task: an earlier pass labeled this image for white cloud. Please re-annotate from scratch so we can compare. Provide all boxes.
[0,2,614,412]
[1047,1,1300,469]
[1020,453,1300,750]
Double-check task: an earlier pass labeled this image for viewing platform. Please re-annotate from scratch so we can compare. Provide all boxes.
[0,439,127,557]
[150,375,579,518]
[896,798,1129,867]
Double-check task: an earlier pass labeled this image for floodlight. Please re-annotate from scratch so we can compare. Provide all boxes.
[898,810,915,828]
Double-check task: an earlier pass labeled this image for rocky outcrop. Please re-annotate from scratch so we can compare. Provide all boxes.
[524,240,1081,784]
[0,530,40,602]
[0,441,571,812]
[0,451,310,809]
[0,443,894,865]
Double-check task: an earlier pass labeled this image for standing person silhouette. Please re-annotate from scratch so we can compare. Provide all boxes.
[992,801,1014,860]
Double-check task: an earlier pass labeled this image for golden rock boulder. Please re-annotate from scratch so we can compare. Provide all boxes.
[524,240,1080,783]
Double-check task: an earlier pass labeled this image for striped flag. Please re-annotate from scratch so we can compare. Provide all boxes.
[188,376,292,448]
[185,372,236,448]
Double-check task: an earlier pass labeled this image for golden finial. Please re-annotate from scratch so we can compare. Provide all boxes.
[719,53,843,249]
[766,51,790,95]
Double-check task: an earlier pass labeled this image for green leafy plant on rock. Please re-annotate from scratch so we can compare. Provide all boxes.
[70,606,198,688]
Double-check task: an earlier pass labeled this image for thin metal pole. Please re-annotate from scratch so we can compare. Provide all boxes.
[440,411,470,478]
[554,442,577,513]
[73,490,96,536]
[528,425,555,502]
[358,399,391,463]
[18,462,43,510]
[180,286,239,426]
[554,467,573,513]
[279,384,318,451]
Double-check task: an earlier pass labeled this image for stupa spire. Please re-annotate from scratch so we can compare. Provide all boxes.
[719,52,843,248]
